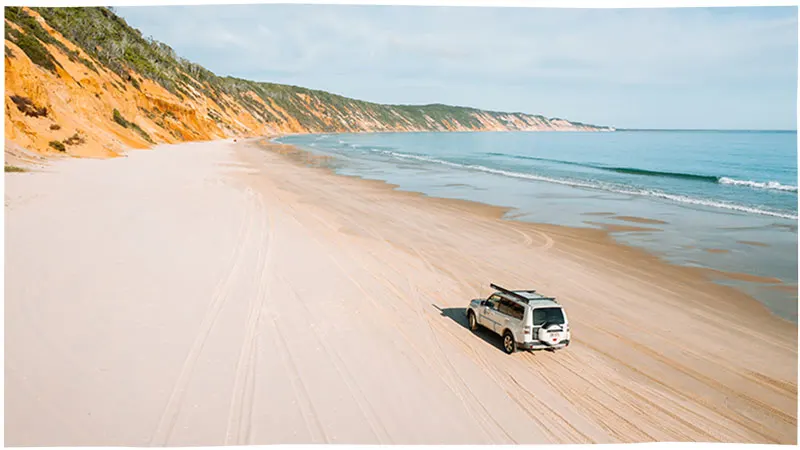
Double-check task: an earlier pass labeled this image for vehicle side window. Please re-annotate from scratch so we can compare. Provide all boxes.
[498,299,524,320]
[486,294,501,310]
[497,299,511,316]
[512,303,525,320]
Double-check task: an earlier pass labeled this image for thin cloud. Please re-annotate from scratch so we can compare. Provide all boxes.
[116,5,797,129]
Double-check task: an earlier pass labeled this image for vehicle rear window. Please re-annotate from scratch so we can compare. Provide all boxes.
[533,307,565,326]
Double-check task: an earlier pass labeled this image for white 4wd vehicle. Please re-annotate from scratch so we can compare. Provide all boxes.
[467,284,571,354]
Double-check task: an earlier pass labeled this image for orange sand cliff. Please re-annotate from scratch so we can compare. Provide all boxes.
[5,9,280,159]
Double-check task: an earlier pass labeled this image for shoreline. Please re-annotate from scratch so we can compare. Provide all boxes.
[239,138,798,441]
[260,135,798,325]
[6,137,797,445]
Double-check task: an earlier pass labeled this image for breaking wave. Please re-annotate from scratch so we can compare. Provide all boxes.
[377,150,798,220]
[486,152,796,192]
[718,177,797,192]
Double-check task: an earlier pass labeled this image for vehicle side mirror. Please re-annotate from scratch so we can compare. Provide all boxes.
[480,300,487,306]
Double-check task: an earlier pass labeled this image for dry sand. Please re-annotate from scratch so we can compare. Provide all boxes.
[5,138,797,446]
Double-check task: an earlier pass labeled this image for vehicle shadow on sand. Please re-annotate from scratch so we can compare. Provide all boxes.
[432,305,508,353]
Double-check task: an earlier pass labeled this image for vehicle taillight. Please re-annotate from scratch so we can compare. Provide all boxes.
[523,326,531,334]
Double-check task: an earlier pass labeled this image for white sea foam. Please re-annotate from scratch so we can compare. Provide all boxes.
[381,150,798,220]
[718,177,797,192]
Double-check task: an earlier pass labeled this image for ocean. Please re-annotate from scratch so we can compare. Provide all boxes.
[276,131,798,322]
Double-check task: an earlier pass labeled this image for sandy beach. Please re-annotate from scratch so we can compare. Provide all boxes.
[5,138,797,445]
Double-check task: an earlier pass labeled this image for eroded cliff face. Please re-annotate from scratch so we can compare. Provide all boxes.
[5,8,274,159]
[4,7,612,160]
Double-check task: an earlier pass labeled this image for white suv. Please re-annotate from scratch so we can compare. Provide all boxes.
[467,284,571,354]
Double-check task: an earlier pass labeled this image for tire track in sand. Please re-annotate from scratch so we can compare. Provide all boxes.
[285,210,512,443]
[149,188,258,446]
[225,189,274,445]
[409,283,519,444]
[277,272,393,444]
[263,183,553,443]
[266,314,330,443]
[497,220,554,251]
[303,193,594,443]
[406,238,589,443]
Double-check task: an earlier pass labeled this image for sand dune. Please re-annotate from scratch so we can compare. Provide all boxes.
[5,139,797,445]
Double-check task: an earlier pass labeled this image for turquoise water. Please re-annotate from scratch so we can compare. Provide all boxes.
[277,131,798,322]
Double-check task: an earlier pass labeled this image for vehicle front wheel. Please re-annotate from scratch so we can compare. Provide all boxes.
[467,310,478,331]
[502,330,516,354]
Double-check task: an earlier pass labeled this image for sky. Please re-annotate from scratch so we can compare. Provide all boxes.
[116,4,798,130]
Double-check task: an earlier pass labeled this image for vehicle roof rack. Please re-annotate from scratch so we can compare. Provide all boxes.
[490,283,559,304]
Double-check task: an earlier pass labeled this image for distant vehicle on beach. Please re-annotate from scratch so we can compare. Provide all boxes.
[467,284,571,354]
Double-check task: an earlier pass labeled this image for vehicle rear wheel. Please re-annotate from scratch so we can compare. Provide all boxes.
[502,330,516,354]
[467,310,478,331]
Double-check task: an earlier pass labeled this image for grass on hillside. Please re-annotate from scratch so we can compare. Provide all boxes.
[5,7,98,74]
[48,140,66,152]
[112,109,154,144]
[10,95,48,118]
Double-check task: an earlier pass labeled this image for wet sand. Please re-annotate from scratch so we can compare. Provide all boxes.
[583,220,662,233]
[770,284,800,293]
[738,240,771,247]
[698,268,784,284]
[5,138,797,445]
[611,215,669,225]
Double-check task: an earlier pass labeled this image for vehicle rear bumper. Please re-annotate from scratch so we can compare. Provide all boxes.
[519,339,570,351]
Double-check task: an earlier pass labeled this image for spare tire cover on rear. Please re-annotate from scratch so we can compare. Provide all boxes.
[537,323,563,345]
